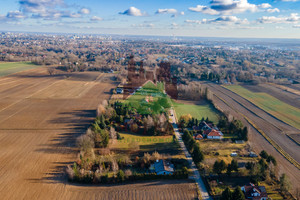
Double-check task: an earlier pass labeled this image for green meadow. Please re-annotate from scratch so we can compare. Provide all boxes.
[224,85,300,130]
[0,62,39,77]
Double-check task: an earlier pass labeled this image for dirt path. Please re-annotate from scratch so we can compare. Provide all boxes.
[202,83,300,193]
[170,108,212,200]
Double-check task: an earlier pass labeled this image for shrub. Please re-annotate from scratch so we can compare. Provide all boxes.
[66,165,75,180]
[76,134,94,151]
[117,170,125,182]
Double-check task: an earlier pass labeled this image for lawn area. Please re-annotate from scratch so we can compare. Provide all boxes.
[172,100,220,124]
[223,85,300,130]
[110,132,183,157]
[0,62,40,76]
[198,140,248,163]
[125,81,172,114]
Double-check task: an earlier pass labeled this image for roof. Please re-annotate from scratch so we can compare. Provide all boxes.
[207,129,223,137]
[154,160,174,173]
[243,184,268,200]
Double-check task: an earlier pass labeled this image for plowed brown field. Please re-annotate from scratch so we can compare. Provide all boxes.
[0,68,197,200]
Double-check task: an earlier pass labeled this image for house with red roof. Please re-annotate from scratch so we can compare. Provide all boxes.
[205,129,223,139]
[241,183,268,200]
[193,134,203,140]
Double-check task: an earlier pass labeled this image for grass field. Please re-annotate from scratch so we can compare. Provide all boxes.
[112,132,177,151]
[0,62,39,76]
[172,100,220,124]
[223,85,300,130]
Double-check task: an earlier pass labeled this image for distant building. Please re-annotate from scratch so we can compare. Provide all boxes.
[241,183,268,200]
[150,160,174,175]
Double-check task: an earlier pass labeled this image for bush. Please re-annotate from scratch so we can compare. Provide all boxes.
[117,170,125,182]
[76,134,94,151]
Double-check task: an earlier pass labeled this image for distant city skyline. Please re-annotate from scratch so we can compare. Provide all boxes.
[1,0,300,38]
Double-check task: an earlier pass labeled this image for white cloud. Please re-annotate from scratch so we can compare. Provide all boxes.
[293,25,300,28]
[156,8,177,14]
[119,7,146,16]
[185,16,248,25]
[6,11,26,19]
[19,0,63,14]
[80,8,90,15]
[189,5,219,15]
[189,0,274,15]
[259,3,272,9]
[267,8,280,13]
[131,23,154,28]
[90,16,102,21]
[258,13,300,24]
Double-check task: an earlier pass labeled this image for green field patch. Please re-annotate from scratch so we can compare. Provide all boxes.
[0,62,39,77]
[224,85,300,130]
[125,81,172,114]
[172,100,220,124]
[112,132,178,152]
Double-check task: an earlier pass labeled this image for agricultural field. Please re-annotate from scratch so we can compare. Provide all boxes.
[0,62,40,76]
[172,100,220,124]
[223,85,300,130]
[203,83,300,195]
[0,69,198,200]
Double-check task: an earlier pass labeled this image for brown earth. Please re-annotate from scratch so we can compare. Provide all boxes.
[0,68,197,200]
[202,82,300,194]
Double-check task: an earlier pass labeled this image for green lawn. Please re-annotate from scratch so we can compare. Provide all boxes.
[224,85,300,130]
[172,100,220,124]
[0,62,39,77]
[125,81,172,114]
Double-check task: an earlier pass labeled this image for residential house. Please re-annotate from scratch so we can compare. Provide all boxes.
[206,129,223,139]
[150,160,174,175]
[241,183,268,200]
[194,134,203,140]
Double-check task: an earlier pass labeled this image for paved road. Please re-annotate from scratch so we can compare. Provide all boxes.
[169,109,212,200]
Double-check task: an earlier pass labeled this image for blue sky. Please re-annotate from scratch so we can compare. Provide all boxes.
[0,0,300,38]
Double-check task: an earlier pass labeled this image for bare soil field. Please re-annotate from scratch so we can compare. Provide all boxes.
[0,68,197,200]
[242,83,300,109]
[202,83,300,194]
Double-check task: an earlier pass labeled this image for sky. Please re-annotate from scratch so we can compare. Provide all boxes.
[0,0,300,38]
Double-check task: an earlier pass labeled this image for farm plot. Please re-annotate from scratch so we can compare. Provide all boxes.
[0,62,40,77]
[223,85,300,130]
[202,83,300,194]
[0,69,197,200]
[242,83,300,109]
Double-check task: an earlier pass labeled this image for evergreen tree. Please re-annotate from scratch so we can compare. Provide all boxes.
[232,186,245,200]
[221,187,232,200]
[231,159,239,172]
[192,145,204,164]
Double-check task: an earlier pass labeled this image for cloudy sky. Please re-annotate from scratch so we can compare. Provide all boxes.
[0,0,300,38]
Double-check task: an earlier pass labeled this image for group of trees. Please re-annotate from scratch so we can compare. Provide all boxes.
[218,117,248,141]
[182,130,204,164]
[245,150,277,184]
[213,159,238,176]
[112,101,173,136]
[179,114,212,129]
[221,186,245,200]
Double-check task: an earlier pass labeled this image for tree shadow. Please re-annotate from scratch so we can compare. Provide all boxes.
[33,109,96,184]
